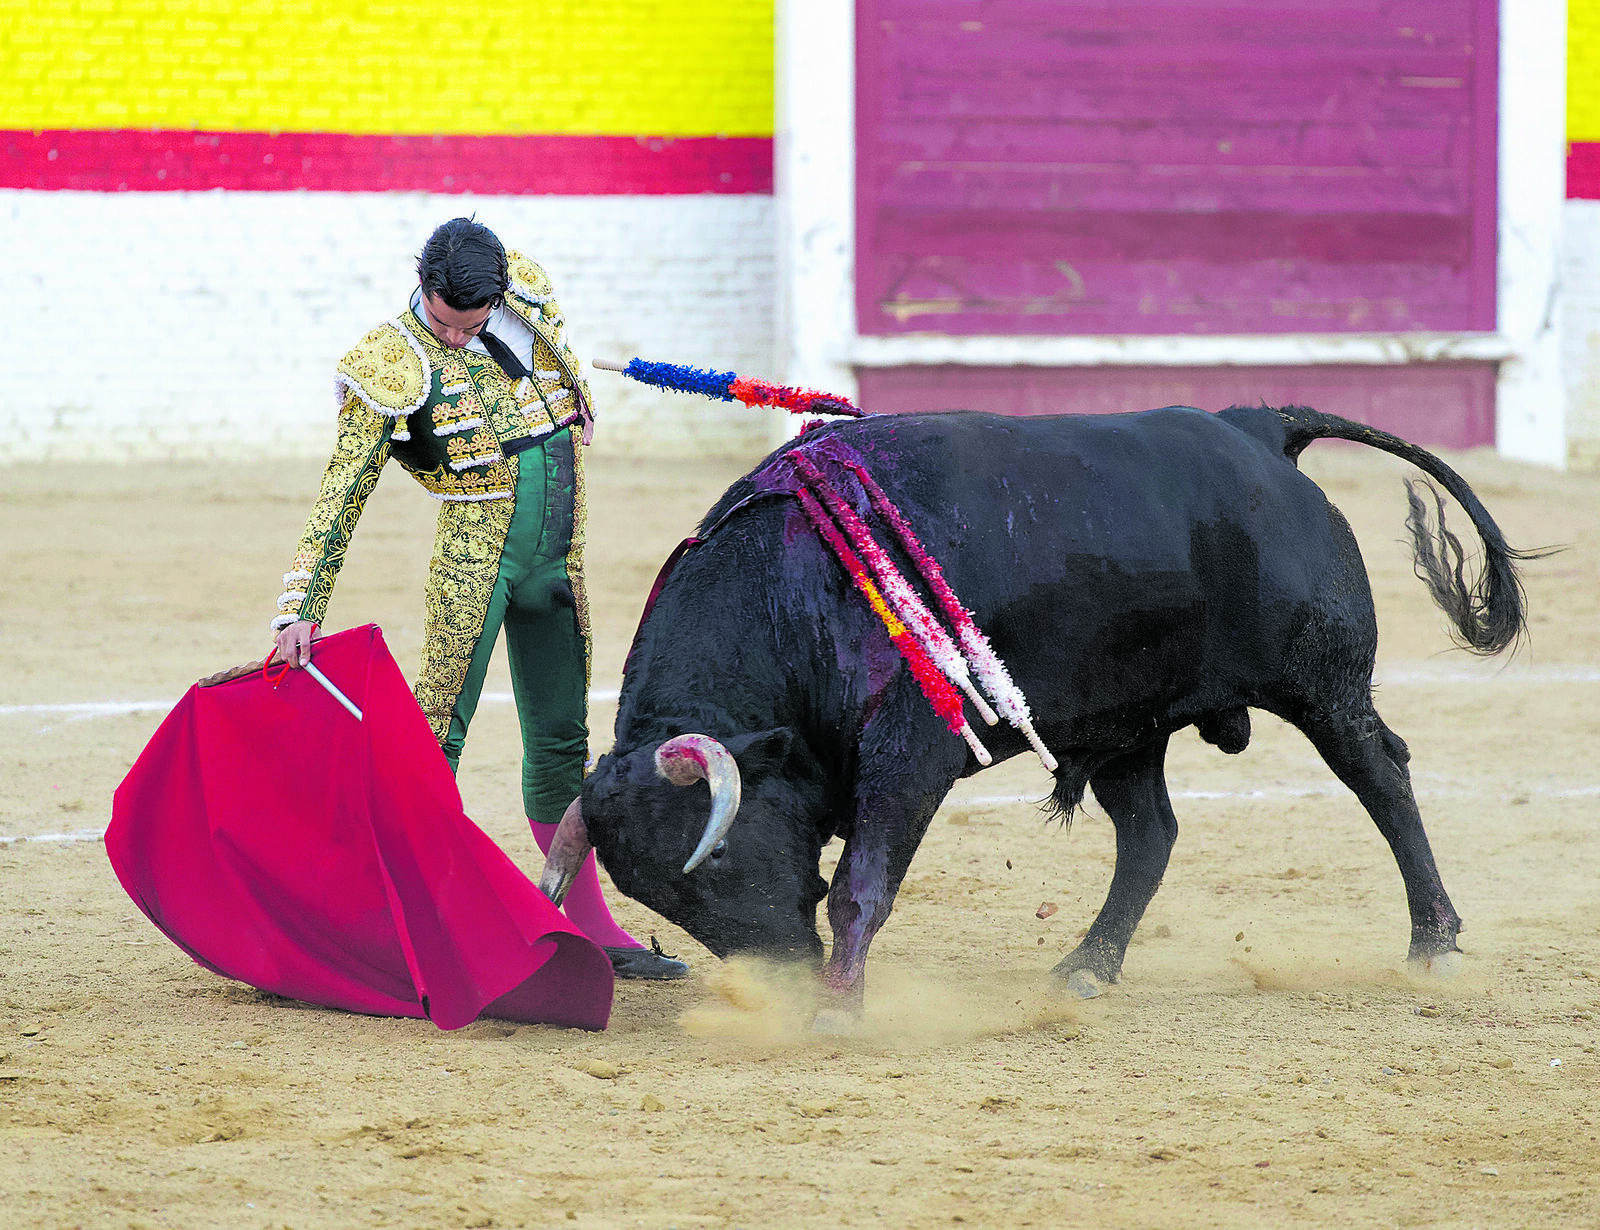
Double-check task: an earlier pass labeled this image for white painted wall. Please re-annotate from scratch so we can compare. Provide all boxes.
[1561,200,1600,470]
[775,0,858,435]
[1495,0,1568,467]
[0,190,778,462]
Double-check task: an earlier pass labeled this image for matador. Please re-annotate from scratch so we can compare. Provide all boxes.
[270,218,686,980]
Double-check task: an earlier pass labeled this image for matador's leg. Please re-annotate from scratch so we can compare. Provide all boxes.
[510,431,685,979]
[506,583,588,826]
[508,582,651,949]
[503,433,588,825]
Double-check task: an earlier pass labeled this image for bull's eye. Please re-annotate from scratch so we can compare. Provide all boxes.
[710,840,728,861]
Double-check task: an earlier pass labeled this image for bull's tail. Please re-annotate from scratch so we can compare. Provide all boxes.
[1225,403,1545,656]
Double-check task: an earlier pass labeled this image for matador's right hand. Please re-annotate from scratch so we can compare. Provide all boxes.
[272,620,320,668]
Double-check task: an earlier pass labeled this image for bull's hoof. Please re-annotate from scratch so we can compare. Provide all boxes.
[1051,942,1121,997]
[1409,949,1464,979]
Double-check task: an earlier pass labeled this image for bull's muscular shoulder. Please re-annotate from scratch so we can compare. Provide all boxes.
[334,320,430,416]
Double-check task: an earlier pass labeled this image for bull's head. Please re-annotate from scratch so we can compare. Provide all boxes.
[539,729,829,962]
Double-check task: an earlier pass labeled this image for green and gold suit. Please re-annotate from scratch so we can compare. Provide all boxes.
[272,252,594,824]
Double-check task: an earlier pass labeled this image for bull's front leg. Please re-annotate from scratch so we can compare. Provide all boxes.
[818,836,895,1018]
[814,724,966,1031]
[815,828,931,1035]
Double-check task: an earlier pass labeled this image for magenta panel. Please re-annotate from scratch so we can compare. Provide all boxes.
[1570,142,1600,200]
[856,1,1499,337]
[856,362,1497,450]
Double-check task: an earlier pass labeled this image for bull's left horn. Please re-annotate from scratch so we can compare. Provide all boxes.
[537,797,592,907]
[655,734,742,874]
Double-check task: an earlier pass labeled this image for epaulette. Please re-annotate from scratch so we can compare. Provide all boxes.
[333,318,432,417]
[506,250,559,319]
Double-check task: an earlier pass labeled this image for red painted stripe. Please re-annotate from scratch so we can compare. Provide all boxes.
[0,130,773,194]
[1569,142,1600,200]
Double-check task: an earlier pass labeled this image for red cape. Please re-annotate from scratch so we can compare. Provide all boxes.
[107,624,613,1031]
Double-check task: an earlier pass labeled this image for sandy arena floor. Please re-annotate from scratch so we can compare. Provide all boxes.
[2,430,1598,1229]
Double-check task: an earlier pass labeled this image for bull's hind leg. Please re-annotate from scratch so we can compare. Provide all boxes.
[1053,736,1178,998]
[1298,705,1463,971]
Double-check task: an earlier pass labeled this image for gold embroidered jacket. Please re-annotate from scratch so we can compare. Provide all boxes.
[272,252,593,632]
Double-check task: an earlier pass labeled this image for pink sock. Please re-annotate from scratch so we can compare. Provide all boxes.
[530,821,641,950]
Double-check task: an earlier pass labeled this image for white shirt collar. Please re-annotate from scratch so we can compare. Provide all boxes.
[410,286,536,365]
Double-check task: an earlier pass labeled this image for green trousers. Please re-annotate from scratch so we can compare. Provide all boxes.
[435,432,588,826]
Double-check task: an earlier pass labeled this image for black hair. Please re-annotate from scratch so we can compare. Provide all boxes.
[416,217,510,311]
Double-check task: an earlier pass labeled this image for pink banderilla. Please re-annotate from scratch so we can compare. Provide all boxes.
[787,452,1000,729]
[790,451,1056,773]
[793,488,992,766]
[838,458,1058,772]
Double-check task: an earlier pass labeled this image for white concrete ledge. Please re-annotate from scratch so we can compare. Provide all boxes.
[847,333,1517,368]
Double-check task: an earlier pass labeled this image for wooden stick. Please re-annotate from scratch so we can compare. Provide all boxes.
[197,657,267,687]
[590,357,629,372]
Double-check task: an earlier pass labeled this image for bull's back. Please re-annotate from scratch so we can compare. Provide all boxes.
[813,409,1357,725]
[819,407,1338,595]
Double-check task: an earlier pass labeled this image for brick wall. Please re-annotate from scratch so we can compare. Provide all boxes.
[1563,199,1600,471]
[0,191,778,461]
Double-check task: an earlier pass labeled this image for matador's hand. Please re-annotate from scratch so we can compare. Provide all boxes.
[273,620,320,668]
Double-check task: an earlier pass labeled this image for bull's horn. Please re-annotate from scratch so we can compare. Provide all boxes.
[656,734,742,874]
[537,797,592,907]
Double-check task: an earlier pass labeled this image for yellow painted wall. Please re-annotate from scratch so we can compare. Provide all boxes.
[1572,0,1600,141]
[0,0,773,135]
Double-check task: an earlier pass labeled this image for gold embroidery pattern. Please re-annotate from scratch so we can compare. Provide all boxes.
[462,351,530,444]
[510,332,567,436]
[414,468,519,743]
[335,323,427,415]
[446,429,503,470]
[431,356,484,436]
[412,466,516,501]
[278,392,392,628]
[506,251,553,300]
[570,437,592,688]
[397,313,516,496]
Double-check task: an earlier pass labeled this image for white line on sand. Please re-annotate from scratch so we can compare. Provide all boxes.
[3,664,1590,720]
[1374,665,1600,685]
[952,782,1600,810]
[0,701,171,717]
[7,785,1596,849]
[0,828,107,847]
[0,688,623,719]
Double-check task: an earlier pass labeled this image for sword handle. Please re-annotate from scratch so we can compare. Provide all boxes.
[303,662,363,721]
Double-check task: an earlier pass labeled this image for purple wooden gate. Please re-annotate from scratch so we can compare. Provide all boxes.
[857,0,1498,336]
[854,1,1499,442]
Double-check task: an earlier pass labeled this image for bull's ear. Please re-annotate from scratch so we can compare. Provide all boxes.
[723,727,796,775]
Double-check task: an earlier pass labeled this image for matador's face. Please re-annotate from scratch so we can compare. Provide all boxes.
[420,290,494,350]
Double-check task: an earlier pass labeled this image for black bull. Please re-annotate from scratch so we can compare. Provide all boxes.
[540,404,1534,1007]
